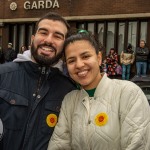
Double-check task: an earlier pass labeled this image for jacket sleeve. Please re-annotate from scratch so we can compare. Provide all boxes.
[47,93,73,150]
[136,47,149,56]
[131,53,135,64]
[120,83,150,150]
[144,47,149,56]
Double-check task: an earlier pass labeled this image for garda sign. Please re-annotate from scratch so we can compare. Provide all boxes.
[24,0,60,10]
[0,119,3,141]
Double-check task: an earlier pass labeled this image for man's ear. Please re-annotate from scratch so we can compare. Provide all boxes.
[98,51,102,66]
[31,35,35,44]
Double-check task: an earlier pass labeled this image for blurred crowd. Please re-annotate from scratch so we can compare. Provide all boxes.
[0,40,150,80]
[101,40,150,80]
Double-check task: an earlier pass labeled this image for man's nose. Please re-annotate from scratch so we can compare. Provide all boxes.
[44,34,54,44]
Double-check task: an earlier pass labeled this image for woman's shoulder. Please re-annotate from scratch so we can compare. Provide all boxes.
[114,79,140,92]
[63,89,81,102]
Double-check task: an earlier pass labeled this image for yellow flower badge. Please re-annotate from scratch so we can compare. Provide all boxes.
[46,114,57,127]
[95,112,108,126]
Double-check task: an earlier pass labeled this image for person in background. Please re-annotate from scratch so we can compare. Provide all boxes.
[28,45,31,50]
[4,43,16,62]
[120,44,135,80]
[115,62,122,76]
[148,49,150,74]
[0,46,4,64]
[135,40,149,77]
[0,12,76,150]
[48,32,150,150]
[20,45,27,54]
[106,48,118,77]
[101,57,107,74]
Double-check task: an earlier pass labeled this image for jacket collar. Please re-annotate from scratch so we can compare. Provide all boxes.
[22,61,50,78]
[80,73,112,99]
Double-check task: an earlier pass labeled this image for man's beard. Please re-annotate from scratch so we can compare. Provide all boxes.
[31,43,63,67]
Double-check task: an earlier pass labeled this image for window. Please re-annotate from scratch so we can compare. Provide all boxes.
[118,22,125,54]
[98,23,104,46]
[87,23,94,34]
[9,25,18,52]
[140,22,147,42]
[78,23,85,30]
[106,22,115,54]
[128,22,137,51]
[27,24,34,46]
[19,24,25,51]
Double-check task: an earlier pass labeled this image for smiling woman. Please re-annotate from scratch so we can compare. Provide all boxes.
[64,39,101,90]
[48,31,150,150]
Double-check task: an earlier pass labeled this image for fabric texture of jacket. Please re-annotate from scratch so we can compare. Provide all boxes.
[0,61,76,150]
[120,51,135,65]
[135,46,149,62]
[48,73,150,150]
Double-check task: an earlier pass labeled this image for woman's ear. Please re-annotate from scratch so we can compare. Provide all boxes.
[97,51,102,66]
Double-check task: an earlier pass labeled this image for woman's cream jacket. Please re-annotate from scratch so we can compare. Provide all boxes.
[48,74,150,150]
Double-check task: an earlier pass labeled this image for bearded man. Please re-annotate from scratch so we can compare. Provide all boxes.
[0,12,76,150]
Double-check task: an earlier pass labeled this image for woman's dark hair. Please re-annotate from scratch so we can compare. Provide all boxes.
[127,44,132,49]
[63,31,99,59]
[110,48,115,51]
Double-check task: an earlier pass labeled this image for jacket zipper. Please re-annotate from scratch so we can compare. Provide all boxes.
[22,66,46,150]
[35,67,46,96]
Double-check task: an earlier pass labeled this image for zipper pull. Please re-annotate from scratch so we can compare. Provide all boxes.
[41,67,46,74]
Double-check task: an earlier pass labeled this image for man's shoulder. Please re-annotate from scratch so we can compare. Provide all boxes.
[49,67,77,87]
[57,73,76,87]
[0,62,19,74]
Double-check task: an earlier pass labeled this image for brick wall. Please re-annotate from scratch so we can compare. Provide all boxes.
[2,0,150,19]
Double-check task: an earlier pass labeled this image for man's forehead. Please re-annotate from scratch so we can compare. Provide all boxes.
[38,19,67,29]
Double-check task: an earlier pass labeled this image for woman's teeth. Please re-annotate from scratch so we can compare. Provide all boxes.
[78,70,88,77]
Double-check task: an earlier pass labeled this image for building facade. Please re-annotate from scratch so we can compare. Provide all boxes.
[0,0,150,55]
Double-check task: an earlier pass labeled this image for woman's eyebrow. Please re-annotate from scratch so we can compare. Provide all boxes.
[66,51,90,61]
[66,56,75,61]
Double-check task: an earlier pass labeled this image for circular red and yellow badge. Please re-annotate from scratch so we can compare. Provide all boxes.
[95,112,108,126]
[46,114,57,127]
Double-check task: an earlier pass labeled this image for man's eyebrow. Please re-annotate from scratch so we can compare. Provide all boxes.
[37,28,65,39]
[37,27,48,32]
[55,31,65,39]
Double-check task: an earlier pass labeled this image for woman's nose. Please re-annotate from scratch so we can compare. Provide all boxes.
[76,59,84,68]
